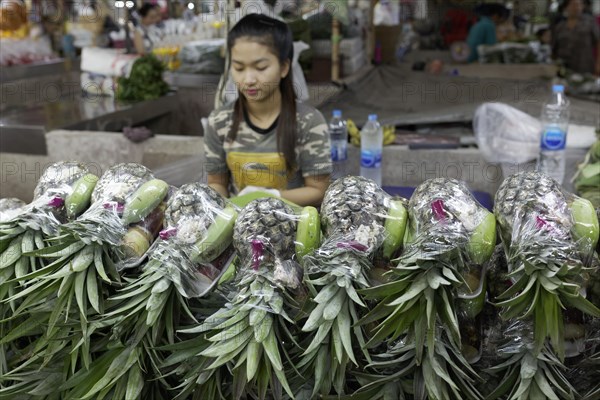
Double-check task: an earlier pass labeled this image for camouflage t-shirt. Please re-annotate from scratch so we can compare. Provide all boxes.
[204,101,332,193]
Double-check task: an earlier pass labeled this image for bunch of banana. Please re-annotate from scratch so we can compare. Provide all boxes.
[348,119,397,147]
[348,119,361,147]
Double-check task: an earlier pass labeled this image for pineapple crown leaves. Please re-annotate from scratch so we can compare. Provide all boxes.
[60,203,127,247]
[303,224,385,286]
[360,225,472,350]
[297,230,380,396]
[486,342,576,400]
[496,208,600,360]
[179,271,300,399]
[363,330,483,400]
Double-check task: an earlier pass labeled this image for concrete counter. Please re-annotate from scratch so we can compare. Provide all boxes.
[1,130,588,203]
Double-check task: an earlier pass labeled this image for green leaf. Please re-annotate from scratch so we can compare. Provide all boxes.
[387,274,428,306]
[74,270,88,321]
[533,368,560,400]
[125,363,144,400]
[246,340,262,382]
[561,291,600,317]
[263,328,283,371]
[337,300,356,366]
[86,266,100,315]
[303,319,334,356]
[94,244,111,283]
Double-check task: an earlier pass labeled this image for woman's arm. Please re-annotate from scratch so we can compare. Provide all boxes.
[208,172,230,198]
[133,28,146,54]
[280,174,330,207]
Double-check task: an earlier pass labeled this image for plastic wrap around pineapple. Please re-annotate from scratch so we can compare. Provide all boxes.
[60,163,169,268]
[0,162,97,302]
[179,197,308,399]
[496,171,599,261]
[84,184,237,400]
[484,318,578,400]
[142,183,236,298]
[1,161,96,235]
[0,198,26,223]
[407,178,496,304]
[494,171,600,361]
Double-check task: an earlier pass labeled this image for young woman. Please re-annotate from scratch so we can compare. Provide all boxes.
[204,14,332,207]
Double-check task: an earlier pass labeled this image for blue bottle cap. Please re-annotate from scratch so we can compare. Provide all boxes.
[333,110,342,118]
[368,114,378,121]
[552,84,565,93]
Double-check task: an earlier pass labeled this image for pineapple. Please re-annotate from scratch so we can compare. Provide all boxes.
[0,161,95,394]
[493,171,600,362]
[358,178,496,399]
[0,163,168,398]
[298,176,404,396]
[176,198,302,399]
[75,183,236,399]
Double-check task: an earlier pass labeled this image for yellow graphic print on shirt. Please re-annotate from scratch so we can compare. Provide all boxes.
[226,152,288,191]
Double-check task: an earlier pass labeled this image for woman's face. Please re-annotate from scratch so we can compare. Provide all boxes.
[230,38,290,103]
[565,0,583,17]
[141,8,161,26]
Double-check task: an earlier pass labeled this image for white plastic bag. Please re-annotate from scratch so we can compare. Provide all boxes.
[474,103,542,164]
[292,41,310,102]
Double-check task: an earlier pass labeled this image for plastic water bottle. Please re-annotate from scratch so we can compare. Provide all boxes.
[537,84,570,185]
[360,114,383,186]
[329,110,348,162]
[329,110,348,180]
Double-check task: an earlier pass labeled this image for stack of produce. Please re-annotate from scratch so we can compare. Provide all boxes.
[1,163,599,399]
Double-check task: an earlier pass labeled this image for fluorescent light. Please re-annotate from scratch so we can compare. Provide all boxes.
[187,3,195,10]
[125,1,134,8]
[114,1,125,8]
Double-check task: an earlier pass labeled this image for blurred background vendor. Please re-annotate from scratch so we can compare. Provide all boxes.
[466,3,508,63]
[132,2,161,55]
[552,0,600,75]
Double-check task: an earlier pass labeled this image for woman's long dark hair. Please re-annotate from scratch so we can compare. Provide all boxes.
[226,14,297,173]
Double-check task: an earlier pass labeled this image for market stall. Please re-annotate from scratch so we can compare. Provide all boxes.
[1,1,599,399]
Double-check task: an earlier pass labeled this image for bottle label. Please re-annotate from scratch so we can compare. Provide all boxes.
[541,127,566,150]
[331,142,347,162]
[361,150,382,168]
